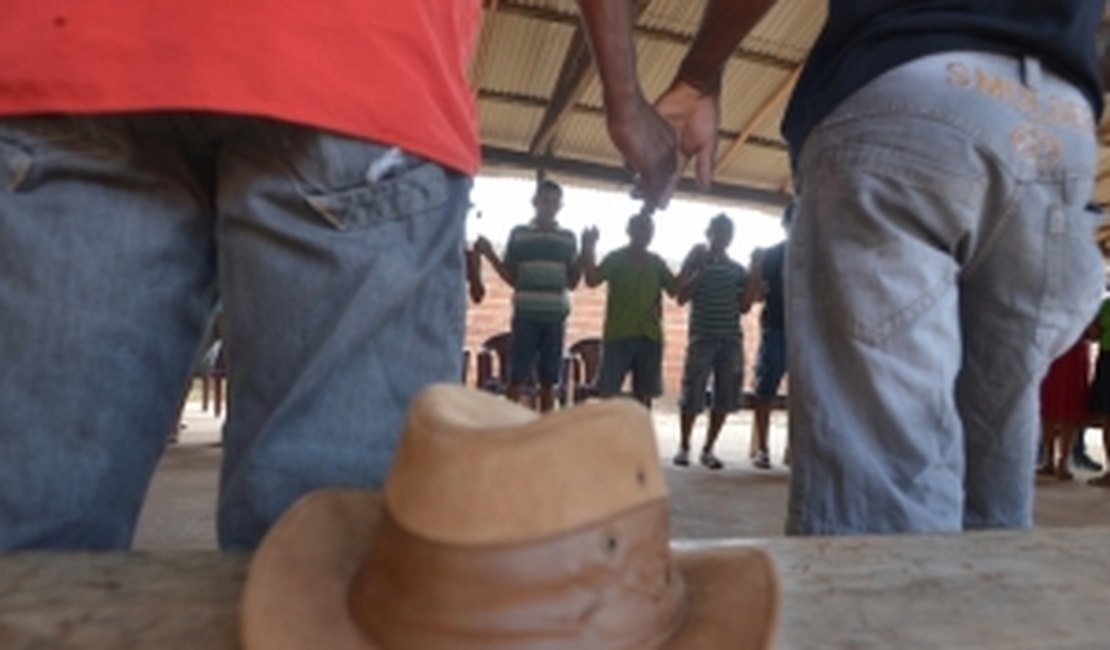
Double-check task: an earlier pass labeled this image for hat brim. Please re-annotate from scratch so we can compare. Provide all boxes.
[242,490,779,650]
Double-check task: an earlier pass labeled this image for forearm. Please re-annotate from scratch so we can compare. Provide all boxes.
[738,285,756,314]
[575,0,645,120]
[466,250,482,284]
[567,262,583,290]
[674,269,702,304]
[580,252,602,288]
[676,0,775,94]
[483,252,516,288]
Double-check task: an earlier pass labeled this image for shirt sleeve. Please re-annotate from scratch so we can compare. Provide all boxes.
[658,255,675,287]
[737,263,749,290]
[598,252,615,282]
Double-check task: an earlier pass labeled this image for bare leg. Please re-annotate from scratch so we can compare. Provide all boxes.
[1056,423,1077,480]
[1091,418,1110,487]
[1104,418,1110,468]
[539,383,555,413]
[751,400,772,467]
[704,409,728,453]
[679,411,697,451]
[697,409,728,470]
[673,410,698,466]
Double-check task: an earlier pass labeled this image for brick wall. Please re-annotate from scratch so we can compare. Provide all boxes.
[465,266,766,401]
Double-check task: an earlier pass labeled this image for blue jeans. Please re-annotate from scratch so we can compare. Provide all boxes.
[787,52,1103,534]
[0,115,469,549]
[679,337,742,414]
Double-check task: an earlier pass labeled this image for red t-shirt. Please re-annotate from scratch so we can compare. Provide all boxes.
[0,1,481,174]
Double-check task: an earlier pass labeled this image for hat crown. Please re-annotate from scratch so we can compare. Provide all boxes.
[384,385,668,545]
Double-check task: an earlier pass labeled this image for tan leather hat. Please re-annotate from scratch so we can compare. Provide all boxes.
[242,385,779,650]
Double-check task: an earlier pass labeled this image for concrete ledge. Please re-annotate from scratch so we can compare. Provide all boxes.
[5,527,1110,649]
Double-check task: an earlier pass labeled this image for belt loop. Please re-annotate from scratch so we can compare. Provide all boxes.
[1021,55,1042,91]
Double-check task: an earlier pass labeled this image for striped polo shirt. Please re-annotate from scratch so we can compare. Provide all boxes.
[689,256,748,339]
[505,223,578,323]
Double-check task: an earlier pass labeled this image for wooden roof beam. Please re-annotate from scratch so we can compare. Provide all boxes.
[527,28,594,156]
[528,0,651,156]
[714,65,801,172]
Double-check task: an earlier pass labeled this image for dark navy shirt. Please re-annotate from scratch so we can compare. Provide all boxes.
[759,242,786,332]
[783,1,1106,159]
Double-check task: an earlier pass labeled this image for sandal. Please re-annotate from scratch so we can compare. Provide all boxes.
[672,448,690,467]
[752,450,771,470]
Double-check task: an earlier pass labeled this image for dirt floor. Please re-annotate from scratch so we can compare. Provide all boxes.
[133,400,1110,550]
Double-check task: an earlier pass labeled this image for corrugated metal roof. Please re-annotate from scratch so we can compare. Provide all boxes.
[745,0,825,63]
[477,99,546,152]
[475,0,1110,206]
[476,14,574,99]
[716,143,792,190]
[718,61,794,135]
[551,111,619,164]
[638,0,702,38]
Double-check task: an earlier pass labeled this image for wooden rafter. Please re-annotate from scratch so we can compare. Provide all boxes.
[714,65,801,172]
[528,0,651,156]
[528,29,593,156]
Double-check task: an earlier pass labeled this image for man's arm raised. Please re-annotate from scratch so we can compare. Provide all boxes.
[575,0,777,201]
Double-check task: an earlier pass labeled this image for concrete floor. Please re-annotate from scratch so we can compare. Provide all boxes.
[133,402,1110,550]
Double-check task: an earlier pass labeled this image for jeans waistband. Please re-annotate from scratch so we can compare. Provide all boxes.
[796,49,1097,192]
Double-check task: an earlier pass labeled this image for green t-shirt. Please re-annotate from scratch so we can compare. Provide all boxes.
[598,247,675,342]
[687,255,748,339]
[505,223,578,322]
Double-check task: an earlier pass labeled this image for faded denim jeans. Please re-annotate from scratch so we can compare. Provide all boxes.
[0,115,468,549]
[787,52,1103,534]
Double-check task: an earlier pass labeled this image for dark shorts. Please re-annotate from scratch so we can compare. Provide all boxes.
[596,337,663,399]
[753,328,787,399]
[509,316,565,385]
[679,336,742,414]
